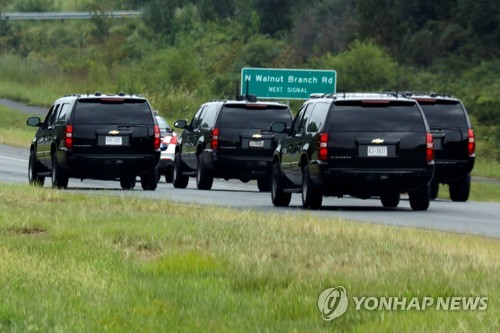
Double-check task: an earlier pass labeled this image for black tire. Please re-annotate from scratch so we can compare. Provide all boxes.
[172,152,189,188]
[381,193,400,208]
[140,168,158,191]
[120,175,136,190]
[271,162,291,207]
[302,165,322,210]
[196,154,213,190]
[257,177,272,192]
[28,150,44,187]
[165,170,173,183]
[51,154,68,189]
[449,174,471,202]
[430,180,439,200]
[409,184,430,211]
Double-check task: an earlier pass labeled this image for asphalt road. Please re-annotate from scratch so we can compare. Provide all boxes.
[1,99,499,239]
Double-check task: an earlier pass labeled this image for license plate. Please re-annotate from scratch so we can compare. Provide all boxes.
[367,146,387,157]
[105,136,122,145]
[249,140,264,148]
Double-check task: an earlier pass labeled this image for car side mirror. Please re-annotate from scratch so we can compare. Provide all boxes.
[270,122,287,133]
[174,120,187,129]
[26,117,42,127]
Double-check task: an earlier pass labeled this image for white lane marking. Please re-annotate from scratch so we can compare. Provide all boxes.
[0,155,28,163]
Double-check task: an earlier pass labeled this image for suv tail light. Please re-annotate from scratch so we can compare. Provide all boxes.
[211,128,219,150]
[64,125,73,149]
[154,125,161,150]
[426,132,434,163]
[467,128,475,157]
[318,132,328,161]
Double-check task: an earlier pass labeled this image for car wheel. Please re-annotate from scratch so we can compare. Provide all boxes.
[449,174,470,202]
[141,168,158,191]
[51,154,68,189]
[120,175,136,190]
[196,154,213,190]
[28,150,44,187]
[430,180,439,200]
[257,177,272,192]
[409,184,430,211]
[271,162,291,207]
[165,170,173,183]
[172,152,189,188]
[381,193,400,208]
[301,165,322,210]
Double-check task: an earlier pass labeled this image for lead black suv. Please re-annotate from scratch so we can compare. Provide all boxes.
[403,93,475,201]
[270,93,435,210]
[27,93,161,190]
[172,96,293,191]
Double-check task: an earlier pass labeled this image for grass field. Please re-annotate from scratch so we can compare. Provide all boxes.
[0,183,498,332]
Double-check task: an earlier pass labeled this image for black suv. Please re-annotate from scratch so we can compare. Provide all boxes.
[270,93,435,210]
[27,93,161,190]
[172,97,293,191]
[404,93,475,201]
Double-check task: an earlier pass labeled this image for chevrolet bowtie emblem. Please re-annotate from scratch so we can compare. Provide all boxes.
[252,134,262,138]
[371,138,384,144]
[109,130,119,135]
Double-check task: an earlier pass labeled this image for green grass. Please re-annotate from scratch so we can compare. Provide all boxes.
[0,183,499,332]
[0,105,38,147]
[437,181,500,202]
[473,159,500,179]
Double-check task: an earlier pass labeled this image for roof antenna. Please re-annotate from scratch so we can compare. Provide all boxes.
[235,82,240,100]
[245,79,250,99]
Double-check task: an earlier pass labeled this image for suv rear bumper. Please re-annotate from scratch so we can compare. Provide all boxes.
[433,159,474,184]
[313,165,434,196]
[202,151,272,180]
[63,153,160,179]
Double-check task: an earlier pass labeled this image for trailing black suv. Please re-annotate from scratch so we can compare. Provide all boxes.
[27,93,161,190]
[270,93,435,210]
[403,93,475,201]
[173,96,293,191]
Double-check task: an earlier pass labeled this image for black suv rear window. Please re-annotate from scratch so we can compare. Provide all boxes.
[329,101,425,132]
[417,100,467,129]
[219,105,291,129]
[74,99,152,125]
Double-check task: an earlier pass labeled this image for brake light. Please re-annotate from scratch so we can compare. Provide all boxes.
[318,132,328,161]
[211,128,219,150]
[170,134,178,145]
[154,125,161,150]
[467,128,475,157]
[64,125,73,149]
[426,132,434,163]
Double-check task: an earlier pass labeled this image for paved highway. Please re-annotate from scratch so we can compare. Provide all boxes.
[1,143,499,238]
[0,99,499,239]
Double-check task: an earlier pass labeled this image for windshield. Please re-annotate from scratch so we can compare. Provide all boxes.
[329,101,425,132]
[417,101,468,129]
[155,116,171,134]
[219,105,291,129]
[74,99,153,125]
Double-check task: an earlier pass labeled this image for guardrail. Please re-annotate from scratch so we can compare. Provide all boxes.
[0,10,142,20]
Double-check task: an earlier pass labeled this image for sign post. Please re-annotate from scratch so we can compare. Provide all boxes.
[241,67,337,100]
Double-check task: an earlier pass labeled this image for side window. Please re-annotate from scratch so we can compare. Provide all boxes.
[57,103,70,123]
[191,106,206,129]
[306,102,330,133]
[200,103,219,128]
[291,106,306,134]
[299,104,313,133]
[44,104,60,128]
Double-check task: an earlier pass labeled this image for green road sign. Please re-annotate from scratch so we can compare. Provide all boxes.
[241,67,337,100]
